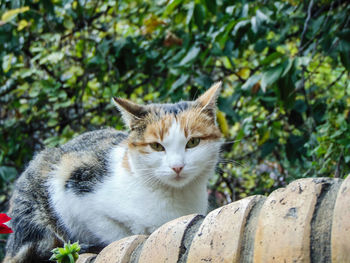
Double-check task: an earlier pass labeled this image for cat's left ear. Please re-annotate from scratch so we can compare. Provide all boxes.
[112,97,148,128]
[196,81,222,117]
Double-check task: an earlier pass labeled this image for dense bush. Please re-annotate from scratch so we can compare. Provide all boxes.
[0,0,349,256]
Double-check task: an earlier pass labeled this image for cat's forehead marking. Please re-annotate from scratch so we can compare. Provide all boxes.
[179,108,222,139]
[130,100,221,146]
[141,101,192,141]
[143,114,173,141]
[158,101,192,115]
[162,119,187,148]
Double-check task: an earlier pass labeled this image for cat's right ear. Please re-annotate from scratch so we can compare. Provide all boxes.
[112,97,148,128]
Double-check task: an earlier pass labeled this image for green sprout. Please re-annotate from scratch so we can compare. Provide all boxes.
[50,241,81,263]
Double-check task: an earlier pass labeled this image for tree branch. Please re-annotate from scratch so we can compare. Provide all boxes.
[327,70,347,90]
[299,0,314,52]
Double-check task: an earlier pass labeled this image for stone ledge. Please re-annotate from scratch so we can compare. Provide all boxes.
[76,253,97,263]
[78,176,350,263]
[94,235,148,263]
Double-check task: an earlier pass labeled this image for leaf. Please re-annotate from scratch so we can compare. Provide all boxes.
[194,4,205,30]
[260,52,283,65]
[17,19,28,31]
[345,155,350,164]
[236,68,250,79]
[205,0,217,14]
[170,75,189,92]
[337,29,350,41]
[260,139,278,158]
[63,16,74,30]
[277,72,296,109]
[50,241,80,262]
[286,135,307,163]
[233,128,245,151]
[179,46,201,66]
[68,253,74,263]
[232,20,250,35]
[242,74,261,91]
[281,58,294,77]
[0,6,29,23]
[312,100,327,124]
[251,16,258,34]
[217,111,229,137]
[254,39,268,52]
[185,2,195,25]
[261,64,284,92]
[251,9,269,35]
[296,56,311,67]
[293,100,307,113]
[216,20,236,48]
[256,10,270,23]
[39,52,64,64]
[258,130,270,146]
[0,166,17,182]
[2,54,14,73]
[194,75,212,89]
[142,14,166,35]
[164,0,183,16]
[338,40,350,71]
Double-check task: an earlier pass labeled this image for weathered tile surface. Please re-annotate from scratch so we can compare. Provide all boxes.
[253,178,323,262]
[94,235,147,263]
[76,253,97,263]
[331,174,350,262]
[187,195,265,263]
[138,214,200,263]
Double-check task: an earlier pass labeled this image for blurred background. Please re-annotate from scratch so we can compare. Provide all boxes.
[0,0,349,257]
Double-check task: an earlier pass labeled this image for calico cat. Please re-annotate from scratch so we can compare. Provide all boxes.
[4,82,223,262]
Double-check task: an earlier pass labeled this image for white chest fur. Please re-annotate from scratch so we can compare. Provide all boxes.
[50,146,210,245]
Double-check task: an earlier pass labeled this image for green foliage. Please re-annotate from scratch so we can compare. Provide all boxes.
[0,0,349,255]
[50,241,80,263]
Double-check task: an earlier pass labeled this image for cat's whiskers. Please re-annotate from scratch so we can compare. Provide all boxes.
[218,158,247,168]
[142,174,165,188]
[221,139,245,145]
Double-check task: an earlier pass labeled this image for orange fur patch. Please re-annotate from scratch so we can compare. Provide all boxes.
[178,108,221,140]
[143,114,173,141]
[122,151,131,172]
[127,106,221,152]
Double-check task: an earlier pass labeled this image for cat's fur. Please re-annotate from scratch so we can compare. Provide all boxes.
[4,82,223,262]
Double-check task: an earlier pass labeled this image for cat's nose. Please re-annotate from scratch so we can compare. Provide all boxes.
[172,165,184,174]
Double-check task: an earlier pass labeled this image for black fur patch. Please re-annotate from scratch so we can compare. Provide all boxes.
[160,101,191,115]
[65,158,108,195]
[62,130,127,195]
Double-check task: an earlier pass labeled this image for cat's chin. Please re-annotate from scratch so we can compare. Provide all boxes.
[160,174,196,189]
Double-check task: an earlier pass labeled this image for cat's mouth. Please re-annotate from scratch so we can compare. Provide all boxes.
[173,174,185,181]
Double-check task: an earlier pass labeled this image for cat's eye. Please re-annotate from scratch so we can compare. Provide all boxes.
[149,142,165,152]
[186,137,201,149]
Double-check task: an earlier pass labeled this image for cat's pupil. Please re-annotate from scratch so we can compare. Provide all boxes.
[186,138,201,149]
[150,142,165,151]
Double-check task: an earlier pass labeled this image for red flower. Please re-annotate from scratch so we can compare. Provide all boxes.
[0,213,13,234]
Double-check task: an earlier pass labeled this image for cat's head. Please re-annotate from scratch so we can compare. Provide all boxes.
[113,82,223,188]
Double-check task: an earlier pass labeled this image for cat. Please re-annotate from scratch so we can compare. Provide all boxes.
[3,82,223,263]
